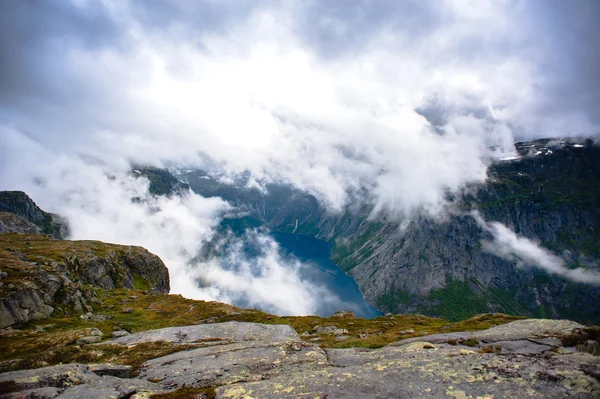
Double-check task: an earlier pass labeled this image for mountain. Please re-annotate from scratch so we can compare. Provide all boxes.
[172,137,600,324]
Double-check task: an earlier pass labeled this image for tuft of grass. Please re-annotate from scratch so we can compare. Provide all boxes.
[462,338,480,347]
[477,345,501,354]
[0,340,196,374]
[133,274,151,291]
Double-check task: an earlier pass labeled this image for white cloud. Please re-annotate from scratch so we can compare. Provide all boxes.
[472,212,600,285]
[193,230,352,316]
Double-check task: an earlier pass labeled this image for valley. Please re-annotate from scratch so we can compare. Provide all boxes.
[159,138,600,324]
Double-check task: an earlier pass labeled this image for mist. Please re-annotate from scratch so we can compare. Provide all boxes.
[473,212,600,286]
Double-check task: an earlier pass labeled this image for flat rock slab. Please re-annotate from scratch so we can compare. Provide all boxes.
[0,364,97,392]
[56,375,161,399]
[390,319,584,347]
[108,321,299,345]
[0,364,163,399]
[492,340,553,354]
[1,386,62,399]
[475,319,584,342]
[140,340,327,389]
[216,342,600,399]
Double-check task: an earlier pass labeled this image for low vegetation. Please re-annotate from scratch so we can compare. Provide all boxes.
[0,286,523,373]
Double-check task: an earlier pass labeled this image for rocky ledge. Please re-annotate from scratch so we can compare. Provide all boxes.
[1,319,598,398]
[0,234,170,329]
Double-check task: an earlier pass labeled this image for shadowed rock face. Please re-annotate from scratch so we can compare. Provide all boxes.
[0,191,68,239]
[1,319,598,398]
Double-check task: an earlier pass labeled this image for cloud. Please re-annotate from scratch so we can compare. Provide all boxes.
[4,0,599,216]
[194,230,353,316]
[472,212,600,285]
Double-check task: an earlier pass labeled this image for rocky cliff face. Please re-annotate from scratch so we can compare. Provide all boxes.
[0,191,69,239]
[0,213,39,234]
[174,138,600,324]
[338,139,600,323]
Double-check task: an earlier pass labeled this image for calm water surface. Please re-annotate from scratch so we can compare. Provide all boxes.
[272,232,381,319]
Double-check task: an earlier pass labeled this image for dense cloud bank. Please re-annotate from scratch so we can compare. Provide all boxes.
[1,0,599,312]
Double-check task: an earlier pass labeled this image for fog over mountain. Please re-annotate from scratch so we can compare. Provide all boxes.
[1,0,599,314]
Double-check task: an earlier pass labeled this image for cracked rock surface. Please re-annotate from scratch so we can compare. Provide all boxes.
[1,319,599,398]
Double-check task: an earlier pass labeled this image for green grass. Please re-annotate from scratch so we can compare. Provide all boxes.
[421,279,490,322]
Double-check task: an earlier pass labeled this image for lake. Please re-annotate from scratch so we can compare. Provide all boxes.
[272,232,382,319]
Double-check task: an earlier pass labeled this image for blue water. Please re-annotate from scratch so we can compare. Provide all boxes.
[272,232,382,319]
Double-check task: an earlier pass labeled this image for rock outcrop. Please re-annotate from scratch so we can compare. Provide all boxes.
[0,233,170,328]
[1,319,598,398]
[0,213,39,235]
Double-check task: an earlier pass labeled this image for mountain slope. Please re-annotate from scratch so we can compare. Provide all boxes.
[172,138,600,323]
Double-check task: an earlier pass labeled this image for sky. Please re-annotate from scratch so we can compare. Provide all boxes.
[1,0,599,313]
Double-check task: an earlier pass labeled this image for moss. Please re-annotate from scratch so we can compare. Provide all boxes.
[0,340,196,374]
[462,338,480,347]
[133,274,151,291]
[420,279,489,322]
[477,345,501,354]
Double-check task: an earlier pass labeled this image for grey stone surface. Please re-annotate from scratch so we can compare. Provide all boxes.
[216,342,600,398]
[2,320,599,399]
[492,340,553,354]
[55,375,161,398]
[110,330,130,338]
[76,336,102,345]
[88,363,133,378]
[0,386,61,399]
[389,319,585,348]
[475,319,584,341]
[140,340,326,388]
[0,364,162,399]
[0,212,39,234]
[108,321,299,345]
[0,364,98,392]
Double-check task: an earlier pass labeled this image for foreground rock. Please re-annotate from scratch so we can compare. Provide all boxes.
[0,363,163,398]
[1,319,598,398]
